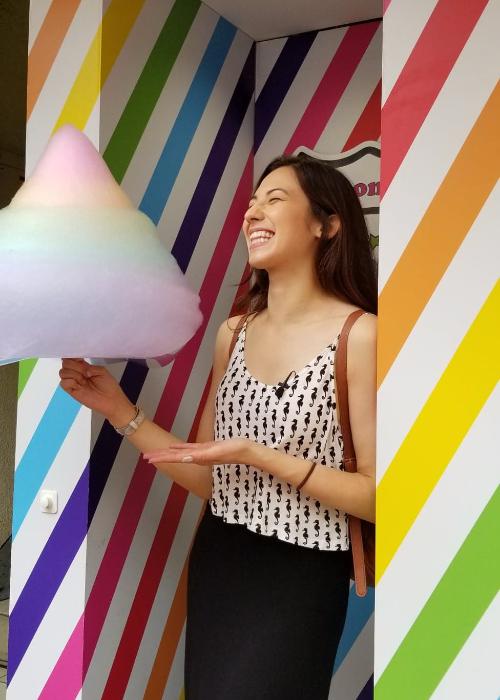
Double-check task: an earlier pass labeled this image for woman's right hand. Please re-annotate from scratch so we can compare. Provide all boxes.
[59,359,135,426]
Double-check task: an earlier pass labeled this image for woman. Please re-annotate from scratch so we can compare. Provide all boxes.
[60,154,377,699]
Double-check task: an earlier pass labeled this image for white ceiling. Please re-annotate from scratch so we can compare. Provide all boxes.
[203,0,382,41]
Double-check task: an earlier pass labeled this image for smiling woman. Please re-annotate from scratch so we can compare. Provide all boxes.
[60,153,377,700]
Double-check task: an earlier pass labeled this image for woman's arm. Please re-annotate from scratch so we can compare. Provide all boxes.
[145,314,377,522]
[61,318,238,500]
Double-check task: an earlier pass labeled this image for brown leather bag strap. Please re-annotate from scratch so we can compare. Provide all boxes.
[334,308,368,597]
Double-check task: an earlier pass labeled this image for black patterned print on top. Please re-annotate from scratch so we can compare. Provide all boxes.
[211,321,350,551]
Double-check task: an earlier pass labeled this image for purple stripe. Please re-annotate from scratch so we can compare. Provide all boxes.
[8,468,89,678]
[8,364,147,678]
[357,674,374,700]
[171,44,255,272]
[254,31,317,152]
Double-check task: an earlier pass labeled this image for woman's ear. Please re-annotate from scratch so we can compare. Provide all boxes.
[325,214,341,239]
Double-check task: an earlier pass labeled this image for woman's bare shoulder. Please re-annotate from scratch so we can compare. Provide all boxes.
[347,311,377,356]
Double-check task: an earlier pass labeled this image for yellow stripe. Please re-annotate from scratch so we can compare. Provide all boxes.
[376,281,500,583]
[53,0,147,132]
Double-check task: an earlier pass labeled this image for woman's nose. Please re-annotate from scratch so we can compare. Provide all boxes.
[244,203,264,223]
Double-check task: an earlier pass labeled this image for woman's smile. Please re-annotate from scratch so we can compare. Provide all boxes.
[248,228,275,250]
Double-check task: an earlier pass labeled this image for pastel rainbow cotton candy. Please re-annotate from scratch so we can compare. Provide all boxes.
[0,125,202,365]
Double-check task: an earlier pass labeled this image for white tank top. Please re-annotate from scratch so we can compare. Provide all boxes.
[210,320,350,551]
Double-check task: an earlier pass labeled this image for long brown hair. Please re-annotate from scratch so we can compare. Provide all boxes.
[235,153,378,318]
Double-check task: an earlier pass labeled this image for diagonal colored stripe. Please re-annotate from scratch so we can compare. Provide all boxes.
[334,589,374,672]
[143,558,189,699]
[38,614,85,700]
[376,281,500,583]
[8,366,147,679]
[254,31,317,152]
[376,488,500,699]
[103,0,201,183]
[101,485,188,699]
[140,18,237,224]
[378,83,500,386]
[343,80,381,151]
[27,0,81,119]
[12,389,80,538]
[357,674,374,699]
[8,465,89,679]
[53,0,148,132]
[380,0,488,196]
[171,45,255,272]
[17,359,37,397]
[286,22,379,153]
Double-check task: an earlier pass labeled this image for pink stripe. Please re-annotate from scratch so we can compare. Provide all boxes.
[380,0,488,196]
[42,154,253,698]
[39,614,84,699]
[286,22,379,153]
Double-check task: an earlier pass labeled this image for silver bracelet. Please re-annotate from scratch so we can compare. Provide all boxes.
[113,405,145,436]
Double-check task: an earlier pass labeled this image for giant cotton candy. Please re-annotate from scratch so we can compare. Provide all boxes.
[0,125,202,365]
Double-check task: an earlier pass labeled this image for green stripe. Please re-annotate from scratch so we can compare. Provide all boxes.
[103,0,201,182]
[375,486,500,699]
[18,359,37,397]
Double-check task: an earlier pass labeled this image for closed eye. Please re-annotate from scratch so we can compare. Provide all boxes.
[269,197,283,203]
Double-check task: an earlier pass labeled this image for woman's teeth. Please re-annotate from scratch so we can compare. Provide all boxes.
[249,231,274,248]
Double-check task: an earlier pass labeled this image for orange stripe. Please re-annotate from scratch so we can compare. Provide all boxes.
[27,0,81,119]
[378,82,500,387]
[143,557,190,699]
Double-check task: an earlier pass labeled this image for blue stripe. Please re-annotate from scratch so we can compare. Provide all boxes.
[140,17,237,223]
[334,585,374,672]
[12,388,80,539]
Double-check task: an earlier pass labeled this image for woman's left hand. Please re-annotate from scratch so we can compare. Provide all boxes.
[143,438,254,466]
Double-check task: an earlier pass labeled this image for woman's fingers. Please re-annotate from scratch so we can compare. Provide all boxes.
[62,358,89,372]
[59,368,87,386]
[144,450,196,463]
[60,378,83,394]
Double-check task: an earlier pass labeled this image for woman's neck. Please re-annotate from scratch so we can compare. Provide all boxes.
[263,266,335,326]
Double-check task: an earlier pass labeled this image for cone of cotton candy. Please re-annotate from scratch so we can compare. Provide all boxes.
[0,125,202,366]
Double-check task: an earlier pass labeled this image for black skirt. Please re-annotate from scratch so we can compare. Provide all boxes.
[185,506,351,700]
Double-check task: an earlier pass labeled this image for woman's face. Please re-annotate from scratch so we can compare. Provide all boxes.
[242,166,323,271]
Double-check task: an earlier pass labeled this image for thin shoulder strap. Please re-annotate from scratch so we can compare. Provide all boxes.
[227,314,248,365]
[334,308,368,597]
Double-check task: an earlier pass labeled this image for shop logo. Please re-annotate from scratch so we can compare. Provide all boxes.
[294,141,380,255]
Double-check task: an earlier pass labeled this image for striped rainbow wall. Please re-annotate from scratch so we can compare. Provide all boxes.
[9,2,380,698]
[375,0,499,698]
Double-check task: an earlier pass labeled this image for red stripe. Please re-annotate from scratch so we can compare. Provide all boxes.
[98,155,253,697]
[380,0,488,196]
[286,22,379,153]
[343,80,381,151]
